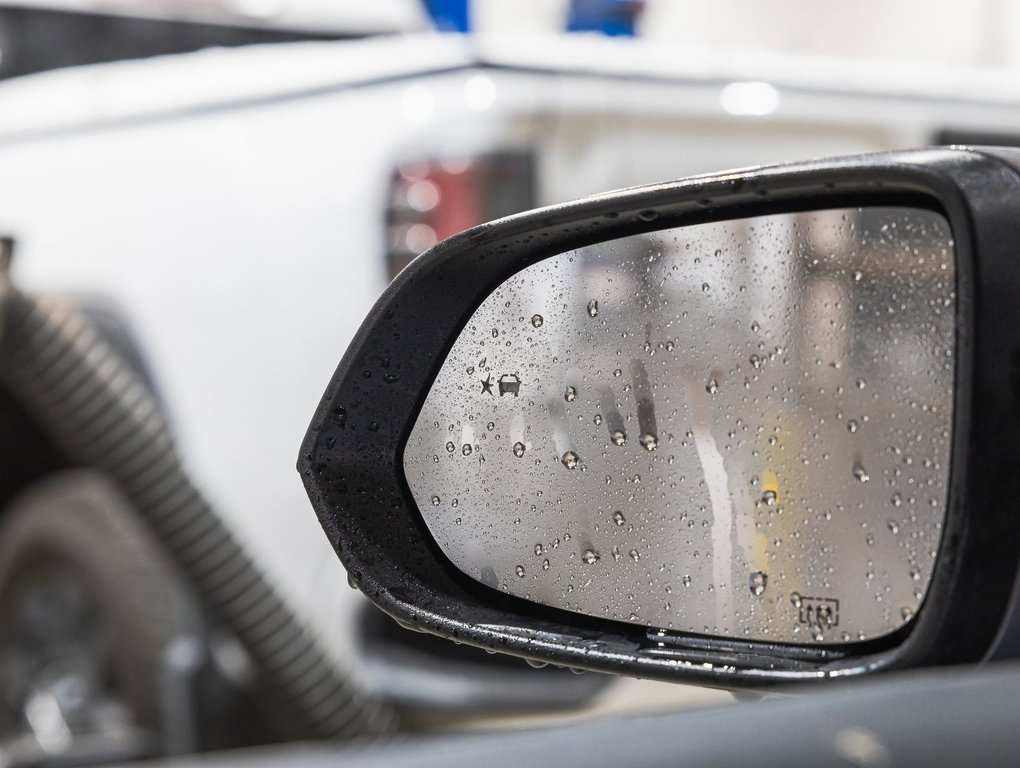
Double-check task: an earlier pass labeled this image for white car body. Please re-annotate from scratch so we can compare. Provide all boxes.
[0,32,1017,681]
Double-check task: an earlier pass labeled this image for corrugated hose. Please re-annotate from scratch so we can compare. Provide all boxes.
[0,281,396,741]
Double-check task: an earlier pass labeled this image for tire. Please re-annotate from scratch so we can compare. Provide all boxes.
[0,470,203,754]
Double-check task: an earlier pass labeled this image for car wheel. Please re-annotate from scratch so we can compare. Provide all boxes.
[0,470,203,762]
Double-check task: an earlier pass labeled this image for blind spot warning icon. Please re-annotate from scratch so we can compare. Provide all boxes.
[499,374,521,397]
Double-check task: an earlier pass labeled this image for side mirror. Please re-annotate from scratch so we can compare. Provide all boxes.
[300,147,1020,687]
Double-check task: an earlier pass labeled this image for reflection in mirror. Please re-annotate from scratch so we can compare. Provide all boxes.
[404,208,955,645]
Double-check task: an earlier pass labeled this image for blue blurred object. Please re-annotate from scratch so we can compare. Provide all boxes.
[567,0,644,36]
[424,0,470,32]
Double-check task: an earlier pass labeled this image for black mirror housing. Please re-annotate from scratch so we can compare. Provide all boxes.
[300,147,1020,687]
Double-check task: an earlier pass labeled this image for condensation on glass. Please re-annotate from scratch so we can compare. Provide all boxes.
[404,208,955,645]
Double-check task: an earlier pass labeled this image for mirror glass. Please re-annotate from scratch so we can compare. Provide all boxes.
[404,207,955,645]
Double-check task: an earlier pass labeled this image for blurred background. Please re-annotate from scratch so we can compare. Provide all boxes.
[0,0,1014,764]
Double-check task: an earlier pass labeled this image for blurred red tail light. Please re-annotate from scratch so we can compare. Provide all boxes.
[385,151,535,280]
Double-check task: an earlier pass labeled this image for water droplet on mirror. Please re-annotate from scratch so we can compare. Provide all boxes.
[853,464,869,483]
[611,430,627,446]
[706,378,719,395]
[446,441,455,453]
[582,549,600,564]
[790,592,803,608]
[847,419,859,433]
[761,489,777,506]
[594,413,603,425]
[900,606,914,621]
[486,421,494,431]
[513,442,526,458]
[491,328,499,338]
[629,548,640,561]
[749,354,763,369]
[534,544,543,556]
[462,444,473,457]
[515,565,525,577]
[682,575,692,587]
[856,378,866,389]
[564,385,577,402]
[587,299,599,317]
[561,451,579,469]
[887,520,899,534]
[639,432,658,451]
[542,559,550,570]
[612,511,626,526]
[853,270,863,282]
[431,495,440,506]
[891,492,902,508]
[701,282,710,292]
[749,571,768,596]
[531,314,543,328]
[750,320,760,333]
